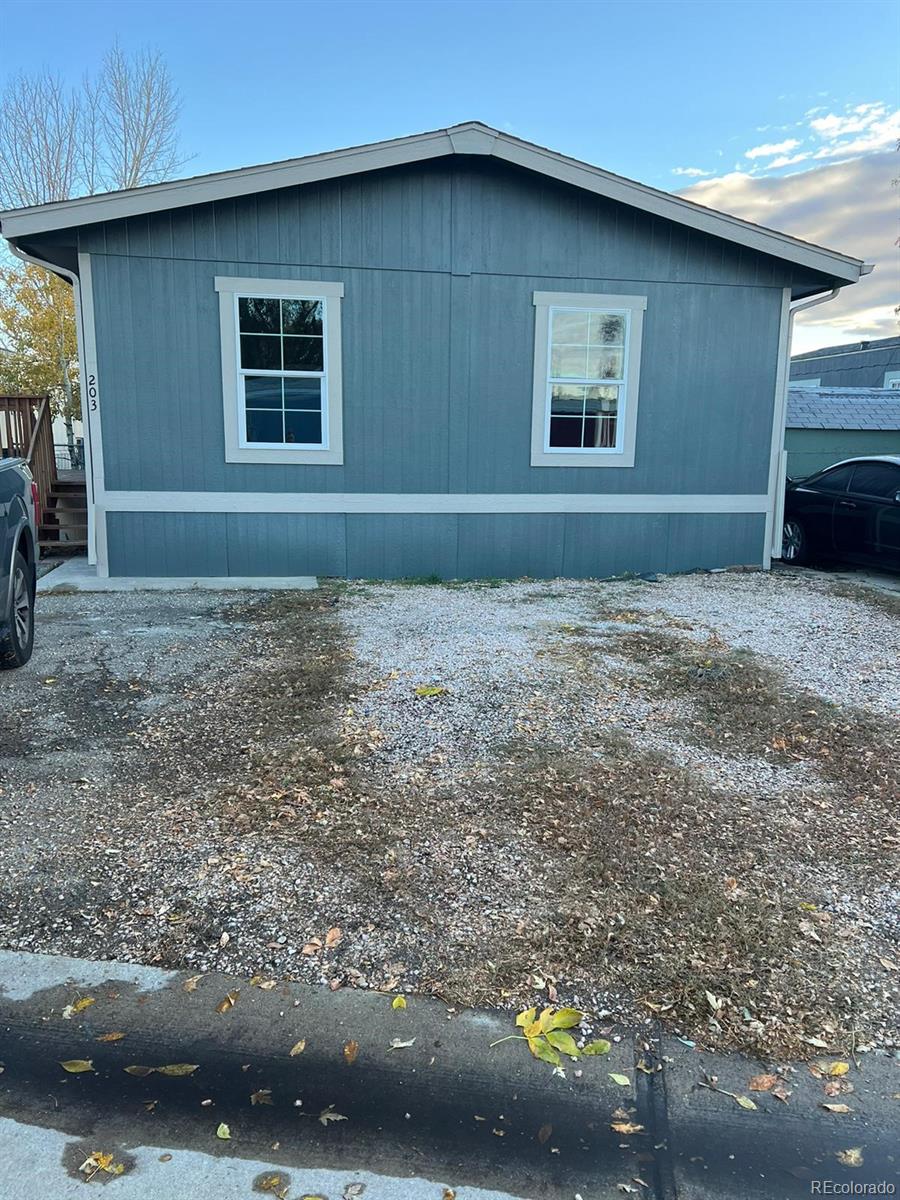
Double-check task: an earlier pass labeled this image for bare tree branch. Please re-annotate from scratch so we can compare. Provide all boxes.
[0,70,80,208]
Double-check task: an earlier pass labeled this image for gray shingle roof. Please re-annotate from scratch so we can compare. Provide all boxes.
[787,386,900,430]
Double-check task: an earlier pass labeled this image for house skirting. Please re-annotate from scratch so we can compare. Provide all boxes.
[102,508,767,580]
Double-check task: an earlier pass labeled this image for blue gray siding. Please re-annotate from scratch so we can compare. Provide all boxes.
[66,158,805,577]
[106,511,766,580]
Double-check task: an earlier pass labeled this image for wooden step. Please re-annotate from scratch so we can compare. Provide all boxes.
[40,541,87,555]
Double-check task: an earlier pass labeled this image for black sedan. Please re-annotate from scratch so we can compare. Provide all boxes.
[782,455,900,569]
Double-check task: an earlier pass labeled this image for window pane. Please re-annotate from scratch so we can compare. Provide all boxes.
[282,299,323,336]
[284,410,323,445]
[245,409,283,443]
[549,416,584,447]
[814,465,854,493]
[550,344,589,379]
[586,348,624,380]
[244,376,282,408]
[284,377,322,410]
[239,297,279,334]
[283,336,324,371]
[849,462,900,498]
[584,414,618,448]
[552,310,589,344]
[241,334,281,370]
[583,386,619,416]
[550,385,585,416]
[589,313,625,345]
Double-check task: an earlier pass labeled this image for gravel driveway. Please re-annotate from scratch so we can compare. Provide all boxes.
[0,569,897,1058]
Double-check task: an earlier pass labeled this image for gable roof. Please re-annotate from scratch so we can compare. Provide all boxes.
[792,335,900,362]
[787,386,900,430]
[0,121,867,285]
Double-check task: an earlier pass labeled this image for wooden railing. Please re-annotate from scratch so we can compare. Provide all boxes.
[0,395,56,516]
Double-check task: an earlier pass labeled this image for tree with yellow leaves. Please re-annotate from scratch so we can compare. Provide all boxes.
[0,262,79,452]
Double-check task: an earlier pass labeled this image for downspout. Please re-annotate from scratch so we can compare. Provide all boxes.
[7,242,98,565]
[768,283,850,563]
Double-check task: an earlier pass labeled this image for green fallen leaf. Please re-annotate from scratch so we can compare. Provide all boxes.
[582,1039,612,1056]
[735,1095,757,1111]
[216,1122,231,1140]
[156,1063,199,1077]
[527,1036,561,1067]
[609,1072,631,1086]
[545,1030,580,1057]
[515,1006,536,1030]
[60,1059,95,1074]
[414,685,448,697]
[545,1007,582,1030]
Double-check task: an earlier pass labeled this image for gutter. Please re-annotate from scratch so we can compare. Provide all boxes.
[8,242,97,565]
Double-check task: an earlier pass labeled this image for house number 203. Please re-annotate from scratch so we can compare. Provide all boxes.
[87,373,98,411]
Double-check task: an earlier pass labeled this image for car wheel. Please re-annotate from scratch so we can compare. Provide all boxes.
[0,551,35,669]
[781,519,809,565]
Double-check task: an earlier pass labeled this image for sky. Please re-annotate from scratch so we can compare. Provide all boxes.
[1,0,898,352]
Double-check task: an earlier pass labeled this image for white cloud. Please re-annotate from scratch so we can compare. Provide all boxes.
[745,138,801,159]
[768,152,810,169]
[810,105,887,138]
[677,152,899,354]
[671,166,713,178]
[809,108,900,159]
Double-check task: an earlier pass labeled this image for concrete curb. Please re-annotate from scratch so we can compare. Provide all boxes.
[1,950,898,1198]
[36,558,318,593]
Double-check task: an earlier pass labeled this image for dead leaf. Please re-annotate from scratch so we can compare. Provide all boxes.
[610,1121,644,1135]
[302,940,322,956]
[319,1105,348,1126]
[216,1122,231,1140]
[216,991,239,1014]
[251,1089,273,1106]
[836,1148,863,1167]
[183,975,203,993]
[443,1191,457,1200]
[391,995,407,1010]
[802,1036,830,1049]
[62,997,96,1020]
[537,1123,553,1145]
[772,1082,792,1103]
[96,1032,126,1043]
[388,1038,415,1050]
[157,1064,199,1077]
[219,932,230,948]
[259,979,277,991]
[342,1186,365,1200]
[289,1039,307,1057]
[878,956,898,972]
[343,1040,360,1065]
[748,1073,778,1091]
[325,926,343,949]
[124,1065,156,1077]
[822,1103,851,1114]
[828,1061,850,1077]
[60,1059,95,1073]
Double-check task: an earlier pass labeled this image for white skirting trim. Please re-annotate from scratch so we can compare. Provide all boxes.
[99,491,769,516]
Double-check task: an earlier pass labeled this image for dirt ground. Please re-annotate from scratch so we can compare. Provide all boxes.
[0,568,897,1059]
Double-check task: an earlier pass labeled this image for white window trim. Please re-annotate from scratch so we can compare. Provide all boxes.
[531,291,646,468]
[215,276,344,465]
[884,370,900,390]
[791,377,821,388]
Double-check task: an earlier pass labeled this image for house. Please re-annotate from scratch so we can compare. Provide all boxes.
[0,123,869,580]
[791,335,900,390]
[786,386,900,477]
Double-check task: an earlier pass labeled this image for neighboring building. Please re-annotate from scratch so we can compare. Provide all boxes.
[791,335,900,390]
[0,123,867,579]
[785,386,900,478]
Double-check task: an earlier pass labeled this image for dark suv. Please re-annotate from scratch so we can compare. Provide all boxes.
[782,456,900,570]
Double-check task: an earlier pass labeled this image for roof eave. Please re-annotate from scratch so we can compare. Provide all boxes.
[0,121,865,285]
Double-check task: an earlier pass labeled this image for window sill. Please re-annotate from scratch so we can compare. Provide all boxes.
[531,447,636,468]
[225,445,344,465]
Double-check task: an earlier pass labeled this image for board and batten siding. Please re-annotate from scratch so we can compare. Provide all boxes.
[72,158,811,577]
